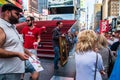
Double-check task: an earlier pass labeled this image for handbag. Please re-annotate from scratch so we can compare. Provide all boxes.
[94,53,98,80]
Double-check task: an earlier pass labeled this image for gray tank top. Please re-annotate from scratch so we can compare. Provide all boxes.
[0,18,25,74]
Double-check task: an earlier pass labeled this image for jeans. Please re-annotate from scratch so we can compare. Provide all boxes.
[25,60,35,73]
[0,73,22,80]
[27,49,37,56]
[25,49,37,73]
[53,46,60,69]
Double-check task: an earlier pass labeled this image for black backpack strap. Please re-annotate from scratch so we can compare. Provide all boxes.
[94,53,98,80]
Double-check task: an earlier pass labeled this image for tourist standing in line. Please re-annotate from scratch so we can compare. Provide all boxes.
[0,4,33,80]
[109,32,120,80]
[96,34,115,79]
[75,30,105,80]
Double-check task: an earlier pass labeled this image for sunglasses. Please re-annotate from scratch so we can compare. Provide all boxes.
[26,20,31,22]
[15,12,20,16]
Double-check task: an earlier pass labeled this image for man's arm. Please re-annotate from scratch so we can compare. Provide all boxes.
[0,28,29,60]
[0,28,18,58]
[24,48,33,56]
[37,35,41,43]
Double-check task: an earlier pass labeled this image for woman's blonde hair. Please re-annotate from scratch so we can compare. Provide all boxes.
[75,30,97,53]
[97,34,108,49]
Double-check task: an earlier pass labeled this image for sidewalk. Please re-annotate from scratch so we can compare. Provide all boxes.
[24,49,76,80]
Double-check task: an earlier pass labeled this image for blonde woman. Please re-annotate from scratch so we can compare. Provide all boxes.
[96,34,115,79]
[75,30,104,80]
[97,34,109,67]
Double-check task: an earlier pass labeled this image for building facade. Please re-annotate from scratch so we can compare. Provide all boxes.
[108,0,119,17]
[94,3,102,29]
[38,0,48,13]
[38,0,48,20]
[102,0,109,20]
[23,0,40,20]
[38,0,82,21]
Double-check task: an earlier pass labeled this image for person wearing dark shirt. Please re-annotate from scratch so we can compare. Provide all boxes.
[52,21,63,70]
[110,41,120,51]
[110,32,120,56]
[109,31,120,80]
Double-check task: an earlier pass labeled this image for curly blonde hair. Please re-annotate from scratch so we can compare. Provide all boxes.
[75,30,97,53]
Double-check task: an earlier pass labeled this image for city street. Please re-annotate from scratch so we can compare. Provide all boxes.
[0,0,119,80]
[24,51,75,80]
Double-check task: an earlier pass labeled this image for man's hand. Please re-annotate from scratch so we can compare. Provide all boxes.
[61,34,65,37]
[18,53,29,60]
[33,42,39,49]
[100,70,106,75]
[112,51,117,57]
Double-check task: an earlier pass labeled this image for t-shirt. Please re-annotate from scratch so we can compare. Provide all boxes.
[75,51,104,80]
[110,41,120,51]
[21,26,41,49]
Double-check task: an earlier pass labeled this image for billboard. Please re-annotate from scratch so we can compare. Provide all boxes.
[100,20,109,33]
[48,0,73,7]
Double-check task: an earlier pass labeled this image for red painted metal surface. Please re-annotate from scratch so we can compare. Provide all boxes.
[16,20,76,32]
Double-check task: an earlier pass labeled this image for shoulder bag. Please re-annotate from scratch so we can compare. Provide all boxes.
[94,53,98,80]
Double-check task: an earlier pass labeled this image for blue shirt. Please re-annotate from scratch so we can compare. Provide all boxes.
[75,50,104,80]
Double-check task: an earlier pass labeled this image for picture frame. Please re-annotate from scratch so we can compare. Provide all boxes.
[59,36,68,66]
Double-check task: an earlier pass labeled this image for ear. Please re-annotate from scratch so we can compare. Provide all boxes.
[5,10,10,16]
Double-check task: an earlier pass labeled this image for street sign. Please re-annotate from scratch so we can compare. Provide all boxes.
[100,20,109,34]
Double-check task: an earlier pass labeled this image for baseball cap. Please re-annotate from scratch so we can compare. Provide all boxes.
[1,4,22,12]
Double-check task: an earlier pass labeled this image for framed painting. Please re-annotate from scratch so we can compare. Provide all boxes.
[59,36,68,66]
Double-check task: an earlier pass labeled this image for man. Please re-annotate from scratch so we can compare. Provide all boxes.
[52,21,63,70]
[110,30,120,56]
[0,4,32,80]
[109,31,120,80]
[21,16,41,80]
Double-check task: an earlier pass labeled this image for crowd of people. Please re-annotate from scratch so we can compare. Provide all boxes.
[74,29,120,80]
[51,20,120,80]
[0,3,120,80]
